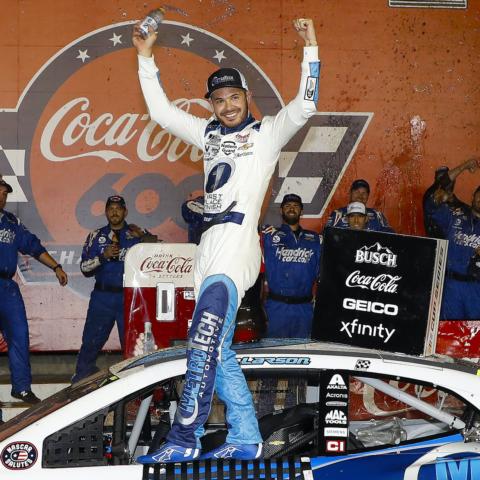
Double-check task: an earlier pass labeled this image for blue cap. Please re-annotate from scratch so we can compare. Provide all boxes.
[281,193,303,208]
[106,195,126,208]
[0,175,13,193]
[350,179,370,194]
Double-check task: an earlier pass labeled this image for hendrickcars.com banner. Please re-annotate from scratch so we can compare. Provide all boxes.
[0,1,478,352]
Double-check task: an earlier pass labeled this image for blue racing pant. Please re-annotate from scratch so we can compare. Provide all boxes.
[73,289,124,382]
[167,274,262,448]
[264,299,313,339]
[0,279,32,393]
[441,278,480,320]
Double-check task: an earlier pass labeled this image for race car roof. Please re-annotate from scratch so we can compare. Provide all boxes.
[116,339,479,376]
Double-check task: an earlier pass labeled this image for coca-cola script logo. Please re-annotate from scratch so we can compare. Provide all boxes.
[140,254,193,276]
[0,20,371,297]
[345,270,402,294]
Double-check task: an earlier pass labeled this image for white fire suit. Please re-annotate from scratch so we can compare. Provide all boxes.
[137,48,319,448]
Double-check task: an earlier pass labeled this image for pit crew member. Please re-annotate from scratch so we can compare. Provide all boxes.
[423,166,468,238]
[72,195,156,383]
[423,157,480,319]
[325,179,393,232]
[345,201,369,230]
[262,194,321,338]
[0,175,67,404]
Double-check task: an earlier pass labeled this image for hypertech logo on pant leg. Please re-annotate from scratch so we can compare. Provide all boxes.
[177,311,224,425]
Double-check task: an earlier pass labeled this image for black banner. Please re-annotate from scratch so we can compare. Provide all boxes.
[319,371,349,455]
[312,228,447,356]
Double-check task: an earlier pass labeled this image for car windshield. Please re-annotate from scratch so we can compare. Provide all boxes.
[0,369,118,442]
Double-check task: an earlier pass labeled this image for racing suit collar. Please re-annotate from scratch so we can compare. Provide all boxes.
[219,114,256,135]
[108,222,128,232]
[281,223,303,236]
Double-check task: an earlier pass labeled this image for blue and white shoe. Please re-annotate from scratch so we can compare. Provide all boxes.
[200,442,262,460]
[136,442,200,464]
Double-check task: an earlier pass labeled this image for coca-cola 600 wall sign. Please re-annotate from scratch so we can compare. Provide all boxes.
[313,228,447,356]
[0,12,371,351]
[0,20,370,299]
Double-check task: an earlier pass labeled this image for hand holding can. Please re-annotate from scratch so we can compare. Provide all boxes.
[138,8,165,39]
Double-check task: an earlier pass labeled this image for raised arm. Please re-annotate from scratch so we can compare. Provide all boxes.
[132,22,208,151]
[264,18,320,152]
[293,17,318,47]
[447,157,480,183]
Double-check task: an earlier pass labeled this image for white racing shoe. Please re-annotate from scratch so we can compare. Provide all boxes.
[137,442,200,464]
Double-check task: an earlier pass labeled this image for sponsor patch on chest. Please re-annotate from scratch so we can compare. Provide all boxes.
[0,229,15,244]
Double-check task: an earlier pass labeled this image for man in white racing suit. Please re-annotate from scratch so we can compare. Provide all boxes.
[133,17,319,463]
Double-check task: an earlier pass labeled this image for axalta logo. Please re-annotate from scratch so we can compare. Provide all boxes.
[327,374,347,390]
[325,409,347,425]
[342,297,399,316]
[355,242,397,268]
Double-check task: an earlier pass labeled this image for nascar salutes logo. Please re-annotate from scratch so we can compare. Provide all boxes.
[1,442,38,470]
[0,20,371,296]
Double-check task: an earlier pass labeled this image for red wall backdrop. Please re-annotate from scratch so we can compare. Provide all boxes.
[0,0,479,351]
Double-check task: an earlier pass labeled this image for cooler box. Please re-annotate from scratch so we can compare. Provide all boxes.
[123,243,196,357]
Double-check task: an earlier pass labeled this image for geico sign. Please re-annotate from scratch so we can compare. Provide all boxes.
[342,298,398,316]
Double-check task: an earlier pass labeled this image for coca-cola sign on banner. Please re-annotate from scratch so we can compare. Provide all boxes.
[312,228,447,356]
[124,243,195,287]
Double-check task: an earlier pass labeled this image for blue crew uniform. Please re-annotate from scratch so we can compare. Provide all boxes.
[424,194,480,319]
[422,172,468,239]
[262,224,321,338]
[325,206,393,232]
[0,210,47,393]
[72,224,144,382]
